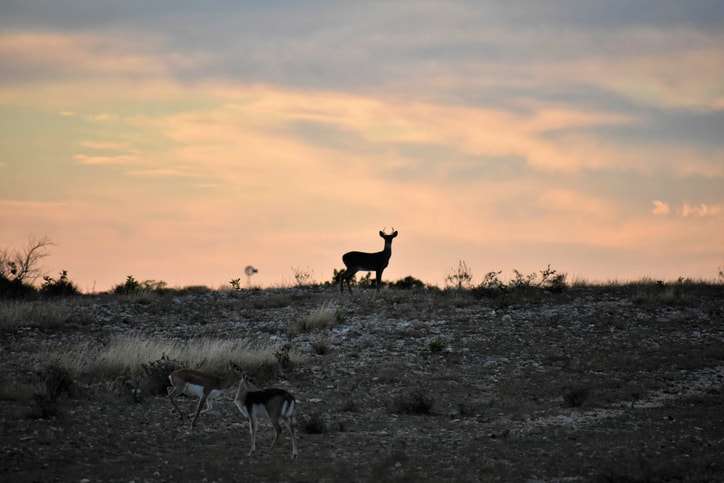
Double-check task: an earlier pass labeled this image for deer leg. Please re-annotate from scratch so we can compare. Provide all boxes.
[167,386,186,421]
[190,393,208,427]
[200,397,214,414]
[376,269,382,291]
[345,268,357,294]
[248,415,258,456]
[282,416,298,459]
[270,417,282,449]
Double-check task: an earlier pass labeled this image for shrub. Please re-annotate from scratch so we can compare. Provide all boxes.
[311,337,331,355]
[274,343,293,370]
[473,270,506,297]
[302,412,328,434]
[389,276,426,290]
[229,278,242,290]
[40,270,80,297]
[562,386,591,408]
[509,268,537,289]
[538,264,567,292]
[0,236,52,287]
[428,337,446,353]
[291,266,314,287]
[112,275,167,295]
[0,275,37,299]
[446,260,473,289]
[390,389,434,415]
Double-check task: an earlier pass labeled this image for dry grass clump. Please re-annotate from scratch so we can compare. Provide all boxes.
[0,301,77,329]
[49,335,304,382]
[289,300,342,336]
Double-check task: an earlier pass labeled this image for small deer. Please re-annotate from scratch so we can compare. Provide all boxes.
[340,228,398,293]
[234,375,298,459]
[167,365,240,427]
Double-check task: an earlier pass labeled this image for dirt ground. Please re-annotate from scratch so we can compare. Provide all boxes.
[1,284,723,482]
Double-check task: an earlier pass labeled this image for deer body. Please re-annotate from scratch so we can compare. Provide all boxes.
[234,377,298,459]
[340,229,398,293]
[167,368,229,427]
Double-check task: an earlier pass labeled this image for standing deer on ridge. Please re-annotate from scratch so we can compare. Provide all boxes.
[340,228,398,293]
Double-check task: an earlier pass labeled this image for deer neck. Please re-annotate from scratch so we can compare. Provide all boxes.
[384,239,394,252]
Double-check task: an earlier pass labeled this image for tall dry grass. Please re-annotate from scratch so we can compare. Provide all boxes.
[289,300,342,335]
[49,335,304,379]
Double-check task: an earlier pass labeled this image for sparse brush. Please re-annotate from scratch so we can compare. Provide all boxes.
[289,301,342,335]
[390,389,434,415]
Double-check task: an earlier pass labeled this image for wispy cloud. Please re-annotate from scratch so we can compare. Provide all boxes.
[680,203,722,217]
[73,153,141,166]
[651,200,671,215]
[79,140,132,151]
[1,3,723,286]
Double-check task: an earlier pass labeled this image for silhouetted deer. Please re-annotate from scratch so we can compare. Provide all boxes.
[340,229,398,293]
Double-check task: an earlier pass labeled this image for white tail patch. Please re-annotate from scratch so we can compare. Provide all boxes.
[281,399,295,417]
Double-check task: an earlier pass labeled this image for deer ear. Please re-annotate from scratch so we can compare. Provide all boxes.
[392,231,398,237]
[379,230,385,237]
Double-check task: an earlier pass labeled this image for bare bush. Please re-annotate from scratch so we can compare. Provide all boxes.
[0,236,53,284]
[291,266,314,287]
[445,260,473,289]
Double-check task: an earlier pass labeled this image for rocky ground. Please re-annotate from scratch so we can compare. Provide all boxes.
[1,283,724,482]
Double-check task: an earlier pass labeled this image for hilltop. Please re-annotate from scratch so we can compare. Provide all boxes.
[1,283,723,481]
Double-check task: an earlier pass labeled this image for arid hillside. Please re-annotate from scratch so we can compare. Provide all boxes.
[1,282,723,482]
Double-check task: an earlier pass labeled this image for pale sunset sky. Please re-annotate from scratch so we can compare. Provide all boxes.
[1,1,723,290]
